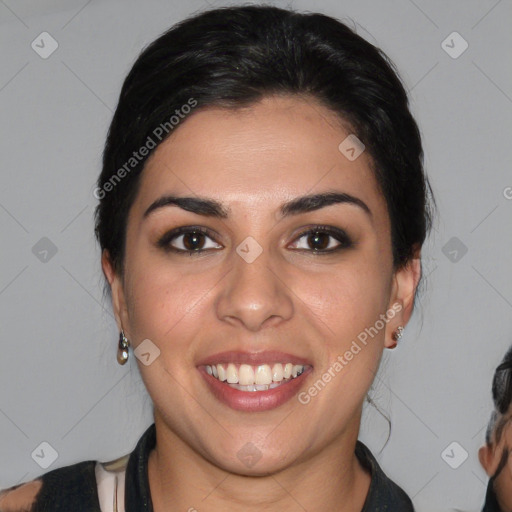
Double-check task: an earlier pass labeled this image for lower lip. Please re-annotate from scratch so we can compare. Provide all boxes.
[198,366,312,412]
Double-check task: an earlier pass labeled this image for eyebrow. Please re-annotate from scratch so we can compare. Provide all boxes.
[143,191,371,220]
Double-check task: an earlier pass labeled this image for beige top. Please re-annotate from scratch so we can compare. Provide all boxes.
[95,454,130,512]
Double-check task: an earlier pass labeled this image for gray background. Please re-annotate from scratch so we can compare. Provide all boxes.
[1,1,511,510]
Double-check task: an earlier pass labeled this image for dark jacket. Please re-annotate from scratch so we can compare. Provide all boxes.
[0,423,414,511]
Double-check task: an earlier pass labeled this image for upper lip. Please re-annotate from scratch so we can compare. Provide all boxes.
[197,350,312,367]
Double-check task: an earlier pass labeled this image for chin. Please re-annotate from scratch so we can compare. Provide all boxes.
[215,452,295,477]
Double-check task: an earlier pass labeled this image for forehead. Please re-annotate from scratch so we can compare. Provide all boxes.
[133,95,386,221]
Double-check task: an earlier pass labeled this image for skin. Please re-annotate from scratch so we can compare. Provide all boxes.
[0,480,42,511]
[480,417,512,511]
[103,94,421,511]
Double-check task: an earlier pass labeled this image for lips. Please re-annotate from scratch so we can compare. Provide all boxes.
[197,351,313,412]
[197,350,312,367]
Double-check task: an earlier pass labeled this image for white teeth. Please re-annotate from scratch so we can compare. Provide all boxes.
[205,362,306,387]
[227,382,286,392]
[239,364,255,386]
[217,364,226,381]
[226,363,238,384]
[254,364,272,385]
[292,365,304,377]
[272,363,284,382]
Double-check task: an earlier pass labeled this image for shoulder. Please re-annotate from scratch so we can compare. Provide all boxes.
[0,477,43,512]
[0,458,101,512]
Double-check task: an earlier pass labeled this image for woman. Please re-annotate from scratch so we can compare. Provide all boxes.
[480,346,512,511]
[0,4,433,511]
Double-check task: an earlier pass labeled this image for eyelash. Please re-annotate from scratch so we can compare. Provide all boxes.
[157,225,354,256]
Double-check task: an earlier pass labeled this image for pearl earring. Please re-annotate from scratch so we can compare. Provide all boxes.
[117,330,130,365]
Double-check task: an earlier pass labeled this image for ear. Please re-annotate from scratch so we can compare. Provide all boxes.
[479,442,505,478]
[479,445,493,475]
[101,249,130,334]
[384,249,422,349]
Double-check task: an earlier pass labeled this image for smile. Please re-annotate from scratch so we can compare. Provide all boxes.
[204,363,308,391]
[197,351,313,412]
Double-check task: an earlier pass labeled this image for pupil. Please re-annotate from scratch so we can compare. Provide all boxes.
[184,232,204,251]
[309,231,328,250]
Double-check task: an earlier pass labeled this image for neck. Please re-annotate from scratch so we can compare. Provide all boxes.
[147,409,371,512]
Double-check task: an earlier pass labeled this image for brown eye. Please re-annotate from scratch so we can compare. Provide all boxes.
[305,231,331,251]
[157,226,222,254]
[289,226,354,253]
[181,231,207,251]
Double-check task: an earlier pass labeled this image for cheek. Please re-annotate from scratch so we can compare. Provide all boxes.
[295,282,388,430]
[125,258,215,344]
[295,254,392,339]
[296,255,391,381]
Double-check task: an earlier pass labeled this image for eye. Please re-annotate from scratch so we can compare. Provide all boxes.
[157,224,353,256]
[288,225,354,253]
[157,226,222,255]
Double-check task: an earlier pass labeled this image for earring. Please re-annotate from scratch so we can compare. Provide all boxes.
[117,330,130,365]
[389,325,404,349]
[393,325,404,342]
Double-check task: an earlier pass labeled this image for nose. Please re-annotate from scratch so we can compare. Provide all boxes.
[215,242,294,332]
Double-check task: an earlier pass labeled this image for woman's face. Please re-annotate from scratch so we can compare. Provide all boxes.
[104,94,418,474]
